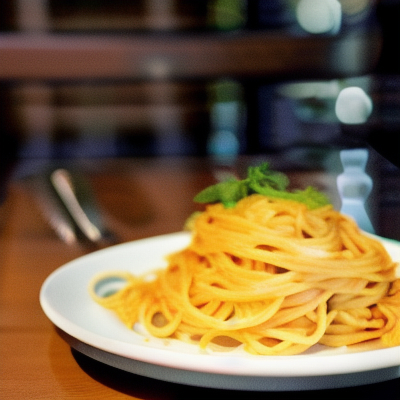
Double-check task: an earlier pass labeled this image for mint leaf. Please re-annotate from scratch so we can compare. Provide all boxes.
[194,179,248,208]
[247,164,289,191]
[194,163,331,209]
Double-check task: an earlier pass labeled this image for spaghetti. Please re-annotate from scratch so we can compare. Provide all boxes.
[89,194,400,355]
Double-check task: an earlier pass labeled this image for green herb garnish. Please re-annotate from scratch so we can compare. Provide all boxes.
[194,163,330,209]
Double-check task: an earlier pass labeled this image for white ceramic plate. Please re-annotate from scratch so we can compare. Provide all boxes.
[40,232,400,391]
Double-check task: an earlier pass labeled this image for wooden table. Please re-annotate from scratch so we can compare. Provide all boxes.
[0,157,399,399]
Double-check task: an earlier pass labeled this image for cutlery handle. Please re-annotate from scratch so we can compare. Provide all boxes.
[50,169,102,242]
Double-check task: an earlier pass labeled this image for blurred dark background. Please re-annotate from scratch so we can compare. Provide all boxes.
[0,0,399,238]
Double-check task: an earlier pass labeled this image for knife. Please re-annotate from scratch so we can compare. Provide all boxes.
[50,168,103,243]
[26,173,78,245]
[50,168,118,245]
